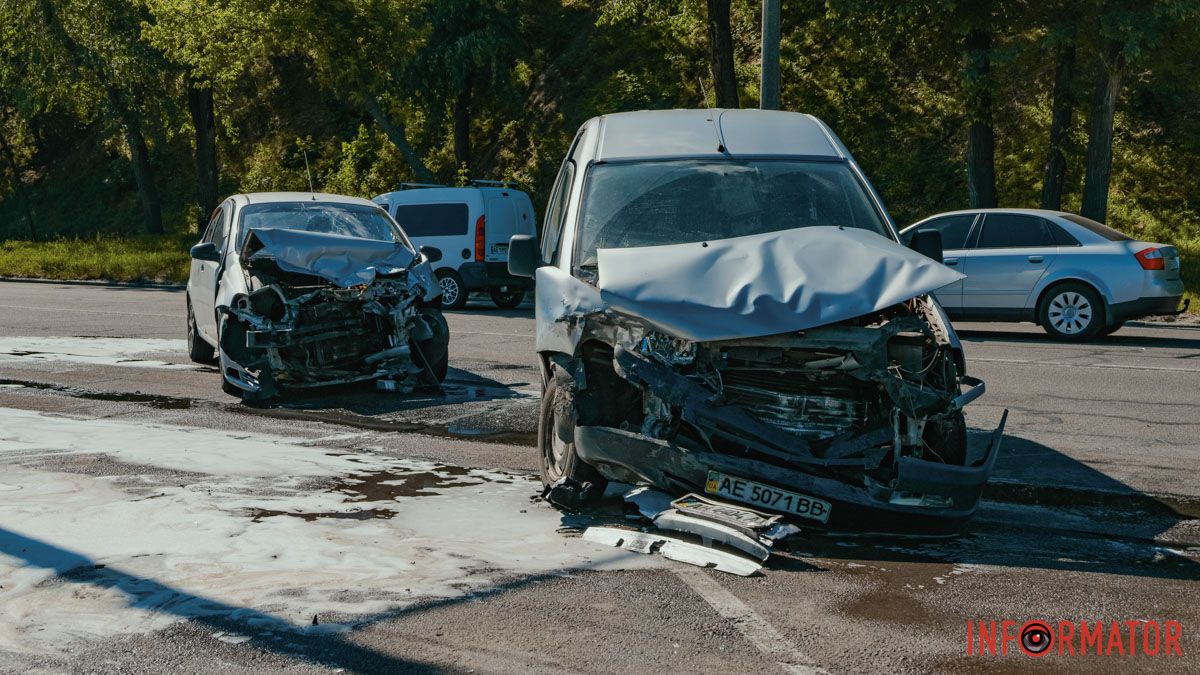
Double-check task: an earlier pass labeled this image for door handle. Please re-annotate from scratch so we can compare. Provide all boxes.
[943,258,958,266]
[1027,255,1044,263]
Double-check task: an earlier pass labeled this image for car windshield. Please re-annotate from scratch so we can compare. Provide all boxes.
[574,159,891,268]
[237,202,408,248]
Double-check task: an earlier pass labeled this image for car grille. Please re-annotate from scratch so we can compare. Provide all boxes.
[720,368,868,440]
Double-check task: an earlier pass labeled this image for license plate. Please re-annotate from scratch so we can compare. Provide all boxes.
[705,470,831,524]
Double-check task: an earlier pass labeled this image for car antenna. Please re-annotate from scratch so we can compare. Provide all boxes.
[302,150,316,199]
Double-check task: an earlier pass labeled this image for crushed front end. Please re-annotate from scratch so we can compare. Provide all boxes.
[555,298,1005,535]
[218,230,447,399]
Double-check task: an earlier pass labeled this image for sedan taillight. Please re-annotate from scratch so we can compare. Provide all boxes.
[1135,247,1166,270]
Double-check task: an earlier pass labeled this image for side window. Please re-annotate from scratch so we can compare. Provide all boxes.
[920,214,976,250]
[541,161,575,264]
[201,208,222,245]
[212,209,228,252]
[976,214,1054,248]
[1046,221,1081,246]
[393,203,469,237]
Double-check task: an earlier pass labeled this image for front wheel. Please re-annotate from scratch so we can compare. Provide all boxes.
[489,286,525,309]
[538,375,606,508]
[1040,283,1104,340]
[435,269,468,310]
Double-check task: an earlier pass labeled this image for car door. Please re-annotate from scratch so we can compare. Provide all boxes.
[905,213,978,309]
[956,213,1058,312]
[191,207,226,342]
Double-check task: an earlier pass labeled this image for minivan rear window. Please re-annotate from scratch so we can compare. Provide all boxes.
[1060,213,1133,241]
[394,203,469,237]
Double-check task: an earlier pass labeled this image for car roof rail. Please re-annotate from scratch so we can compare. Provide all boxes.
[468,179,525,190]
[395,182,448,190]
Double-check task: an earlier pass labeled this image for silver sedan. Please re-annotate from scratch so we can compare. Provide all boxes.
[901,209,1186,339]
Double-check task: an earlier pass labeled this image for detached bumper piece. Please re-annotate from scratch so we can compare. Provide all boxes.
[582,488,802,576]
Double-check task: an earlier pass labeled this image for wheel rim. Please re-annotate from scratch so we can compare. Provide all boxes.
[187,305,196,349]
[542,408,569,481]
[1048,291,1093,334]
[439,276,461,305]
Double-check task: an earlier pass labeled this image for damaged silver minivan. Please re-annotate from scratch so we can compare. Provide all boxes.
[187,192,450,401]
[508,110,1006,534]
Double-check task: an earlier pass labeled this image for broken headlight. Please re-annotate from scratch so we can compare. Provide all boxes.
[638,332,697,367]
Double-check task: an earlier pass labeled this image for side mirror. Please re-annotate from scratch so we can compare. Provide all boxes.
[190,241,221,262]
[507,234,539,278]
[419,245,443,263]
[909,229,944,264]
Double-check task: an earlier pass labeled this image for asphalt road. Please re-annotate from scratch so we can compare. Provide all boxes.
[0,280,1198,673]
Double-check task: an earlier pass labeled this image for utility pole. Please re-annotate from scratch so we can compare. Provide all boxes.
[760,0,781,109]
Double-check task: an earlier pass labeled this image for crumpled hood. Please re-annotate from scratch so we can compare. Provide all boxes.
[596,226,965,342]
[242,227,420,287]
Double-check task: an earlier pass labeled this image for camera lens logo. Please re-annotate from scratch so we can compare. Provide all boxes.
[1020,620,1054,657]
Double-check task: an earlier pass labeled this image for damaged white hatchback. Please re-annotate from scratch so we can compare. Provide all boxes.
[508,110,1007,535]
[187,192,450,401]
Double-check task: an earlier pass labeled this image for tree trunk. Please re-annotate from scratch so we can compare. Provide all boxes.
[1040,44,1075,210]
[964,25,997,208]
[366,98,436,183]
[186,78,219,226]
[104,88,162,234]
[706,0,739,108]
[0,120,36,240]
[453,80,472,174]
[1081,55,1124,223]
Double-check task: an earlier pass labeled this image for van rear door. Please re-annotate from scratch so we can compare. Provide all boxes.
[482,190,519,262]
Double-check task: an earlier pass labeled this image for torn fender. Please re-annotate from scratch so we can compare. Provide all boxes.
[596,226,965,342]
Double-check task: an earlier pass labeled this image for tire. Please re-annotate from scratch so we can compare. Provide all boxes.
[538,375,607,507]
[1101,320,1126,336]
[489,286,525,309]
[1040,282,1104,340]
[186,298,216,364]
[414,307,450,382]
[435,269,468,310]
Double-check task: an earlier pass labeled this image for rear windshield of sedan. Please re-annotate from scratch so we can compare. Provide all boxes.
[574,159,891,267]
[1060,213,1132,241]
[237,202,406,248]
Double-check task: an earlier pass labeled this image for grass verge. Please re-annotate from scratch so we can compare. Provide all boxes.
[0,236,192,284]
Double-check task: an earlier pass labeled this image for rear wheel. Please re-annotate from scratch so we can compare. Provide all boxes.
[435,269,468,310]
[186,298,216,364]
[538,375,607,507]
[489,286,525,309]
[1040,283,1104,340]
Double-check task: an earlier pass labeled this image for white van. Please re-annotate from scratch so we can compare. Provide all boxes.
[373,182,537,309]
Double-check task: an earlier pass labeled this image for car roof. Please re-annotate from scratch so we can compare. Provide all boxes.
[902,208,1084,230]
[592,109,846,161]
[230,192,378,207]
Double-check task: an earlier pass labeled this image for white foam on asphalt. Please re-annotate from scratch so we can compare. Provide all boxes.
[0,336,192,370]
[0,407,656,654]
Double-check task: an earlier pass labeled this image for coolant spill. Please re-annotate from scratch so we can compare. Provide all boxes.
[0,407,656,654]
[0,337,192,370]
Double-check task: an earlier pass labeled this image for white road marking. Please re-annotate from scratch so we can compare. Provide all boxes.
[673,567,829,674]
[0,304,177,318]
[971,356,1200,374]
